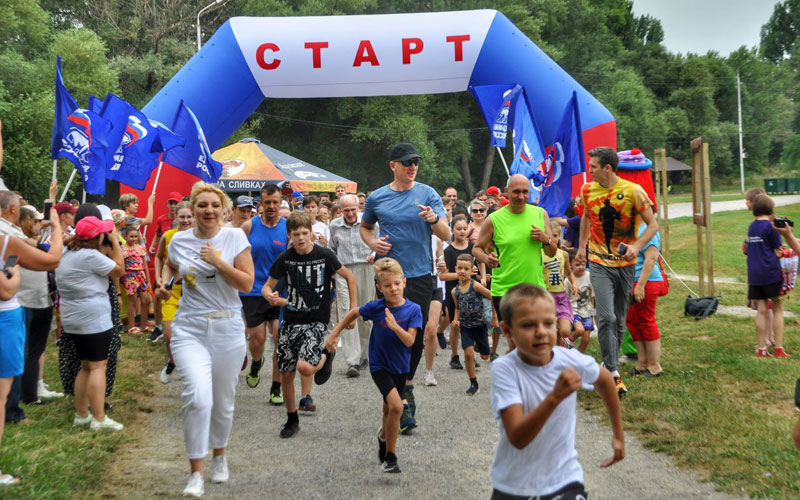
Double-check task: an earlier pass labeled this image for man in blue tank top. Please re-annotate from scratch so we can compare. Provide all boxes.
[240,184,288,406]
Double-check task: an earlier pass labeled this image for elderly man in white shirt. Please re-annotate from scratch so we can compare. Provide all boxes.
[329,194,377,377]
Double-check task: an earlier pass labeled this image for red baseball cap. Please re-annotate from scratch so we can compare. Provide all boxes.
[54,201,76,215]
[487,186,501,196]
[75,216,114,240]
[167,192,183,202]
[499,197,509,207]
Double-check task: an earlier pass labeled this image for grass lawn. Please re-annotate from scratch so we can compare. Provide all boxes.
[1,334,164,500]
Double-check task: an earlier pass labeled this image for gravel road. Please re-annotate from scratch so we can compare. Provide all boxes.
[107,338,744,500]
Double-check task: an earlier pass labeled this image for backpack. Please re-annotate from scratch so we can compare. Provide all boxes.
[684,296,718,321]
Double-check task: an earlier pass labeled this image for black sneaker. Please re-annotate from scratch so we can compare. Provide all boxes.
[359,358,369,370]
[490,352,499,362]
[437,332,447,349]
[280,420,299,438]
[298,395,316,413]
[474,360,481,369]
[314,349,335,385]
[377,427,386,463]
[450,356,463,370]
[466,382,479,396]
[382,454,401,473]
[148,327,163,343]
[346,365,360,378]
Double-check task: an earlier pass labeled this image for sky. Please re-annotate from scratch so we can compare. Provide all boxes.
[631,0,780,56]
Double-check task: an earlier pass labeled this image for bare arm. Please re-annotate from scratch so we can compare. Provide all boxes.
[577,209,590,263]
[139,195,156,226]
[474,281,492,300]
[154,235,167,286]
[540,212,557,258]
[473,216,498,268]
[430,217,450,242]
[626,207,658,261]
[326,308,362,351]
[450,288,460,327]
[105,231,125,278]
[10,235,61,271]
[360,220,391,255]
[634,245,658,303]
[384,306,416,347]
[775,224,800,254]
[0,265,20,300]
[594,367,625,467]
[240,219,252,237]
[336,265,358,315]
[500,368,583,449]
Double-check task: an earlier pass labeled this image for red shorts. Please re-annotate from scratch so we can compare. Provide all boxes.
[626,281,664,341]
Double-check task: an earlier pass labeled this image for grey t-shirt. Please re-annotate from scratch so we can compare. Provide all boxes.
[55,248,116,334]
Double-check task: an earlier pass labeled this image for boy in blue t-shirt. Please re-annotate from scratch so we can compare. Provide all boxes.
[326,257,422,474]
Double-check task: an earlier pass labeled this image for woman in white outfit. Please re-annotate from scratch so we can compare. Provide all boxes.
[156,182,254,498]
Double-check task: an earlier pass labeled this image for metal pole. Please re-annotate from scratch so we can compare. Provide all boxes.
[52,159,58,182]
[197,0,225,52]
[495,147,510,176]
[737,71,745,193]
[59,169,78,202]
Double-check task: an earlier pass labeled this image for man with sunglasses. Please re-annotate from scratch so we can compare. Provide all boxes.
[361,142,450,433]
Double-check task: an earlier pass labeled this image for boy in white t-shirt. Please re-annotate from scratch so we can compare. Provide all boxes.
[490,283,624,500]
[303,195,330,247]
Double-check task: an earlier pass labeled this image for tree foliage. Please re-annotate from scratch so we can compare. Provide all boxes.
[0,0,798,205]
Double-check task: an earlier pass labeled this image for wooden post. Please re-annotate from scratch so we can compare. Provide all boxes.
[702,142,714,295]
[659,148,670,262]
[691,138,705,296]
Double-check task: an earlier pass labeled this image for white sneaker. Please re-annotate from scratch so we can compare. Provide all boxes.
[90,415,123,431]
[423,370,438,386]
[210,455,229,484]
[182,472,204,497]
[73,413,92,426]
[159,364,172,384]
[38,385,64,399]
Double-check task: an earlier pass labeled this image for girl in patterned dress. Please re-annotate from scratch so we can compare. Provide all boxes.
[121,227,151,334]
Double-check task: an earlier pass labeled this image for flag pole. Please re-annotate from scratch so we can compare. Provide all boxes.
[59,169,78,202]
[142,155,165,243]
[52,159,58,182]
[82,187,86,204]
[495,147,510,177]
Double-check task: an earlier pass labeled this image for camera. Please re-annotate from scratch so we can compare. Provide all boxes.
[617,243,628,255]
[774,217,794,228]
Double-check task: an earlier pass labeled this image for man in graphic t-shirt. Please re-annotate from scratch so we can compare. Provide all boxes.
[577,146,657,396]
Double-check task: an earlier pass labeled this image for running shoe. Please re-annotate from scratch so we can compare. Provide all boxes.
[756,347,772,358]
[147,327,163,343]
[359,358,369,370]
[160,362,174,384]
[466,382,479,396]
[210,455,229,484]
[423,370,437,386]
[347,365,360,378]
[269,391,284,406]
[38,385,64,399]
[377,427,386,463]
[774,347,790,358]
[613,376,627,395]
[298,395,317,413]
[280,420,299,438]
[90,416,124,431]
[490,352,499,362]
[182,472,204,498]
[405,386,416,417]
[399,409,417,434]
[382,455,401,473]
[246,365,261,389]
[449,355,463,370]
[437,332,447,349]
[73,413,92,426]
[314,349,335,385]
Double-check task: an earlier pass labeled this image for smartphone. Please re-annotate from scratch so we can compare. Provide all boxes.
[3,255,18,279]
[43,199,53,221]
[795,378,800,412]
[165,276,175,291]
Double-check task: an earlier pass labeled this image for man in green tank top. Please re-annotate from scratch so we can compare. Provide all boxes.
[474,174,557,329]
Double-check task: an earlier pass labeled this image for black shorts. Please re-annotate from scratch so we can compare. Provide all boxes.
[460,324,490,355]
[431,275,444,303]
[748,281,782,301]
[491,482,587,500]
[492,295,503,323]
[371,369,407,403]
[445,291,456,320]
[241,295,281,328]
[66,329,112,362]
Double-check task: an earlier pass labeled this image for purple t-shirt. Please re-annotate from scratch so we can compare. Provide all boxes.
[746,219,782,286]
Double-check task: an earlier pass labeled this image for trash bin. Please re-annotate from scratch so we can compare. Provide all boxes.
[788,177,800,193]
[765,178,788,194]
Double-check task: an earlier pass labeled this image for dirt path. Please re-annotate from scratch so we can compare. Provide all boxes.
[104,339,743,500]
[665,194,800,219]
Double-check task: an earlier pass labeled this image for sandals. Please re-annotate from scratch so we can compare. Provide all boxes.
[127,327,142,335]
[0,471,20,486]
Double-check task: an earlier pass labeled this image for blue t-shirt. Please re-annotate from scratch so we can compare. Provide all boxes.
[360,298,423,375]
[362,183,446,278]
[747,219,782,286]
[634,224,663,282]
[242,217,288,296]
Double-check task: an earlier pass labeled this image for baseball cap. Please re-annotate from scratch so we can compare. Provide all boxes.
[280,200,290,209]
[75,216,114,240]
[388,143,421,162]
[235,195,255,209]
[291,191,304,200]
[97,204,113,221]
[487,186,501,196]
[167,191,183,202]
[54,201,76,215]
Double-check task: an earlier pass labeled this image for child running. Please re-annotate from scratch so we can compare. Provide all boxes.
[564,250,593,352]
[121,227,152,334]
[326,258,422,473]
[262,211,357,438]
[490,283,624,499]
[541,223,576,345]
[451,254,492,395]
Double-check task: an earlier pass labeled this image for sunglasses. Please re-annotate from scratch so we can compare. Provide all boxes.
[471,208,486,213]
[398,158,420,167]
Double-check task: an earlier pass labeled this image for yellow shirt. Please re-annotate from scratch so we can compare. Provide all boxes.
[581,177,651,267]
[542,249,567,293]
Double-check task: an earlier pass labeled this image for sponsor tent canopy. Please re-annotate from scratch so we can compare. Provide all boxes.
[213,138,357,193]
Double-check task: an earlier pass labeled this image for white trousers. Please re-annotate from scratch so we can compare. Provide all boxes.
[171,312,246,459]
[334,263,375,367]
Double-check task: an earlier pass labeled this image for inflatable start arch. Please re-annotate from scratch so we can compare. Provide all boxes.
[124,9,615,219]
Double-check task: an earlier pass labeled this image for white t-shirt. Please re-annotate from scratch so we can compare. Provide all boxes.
[312,220,330,247]
[490,347,600,497]
[55,248,116,334]
[168,227,251,315]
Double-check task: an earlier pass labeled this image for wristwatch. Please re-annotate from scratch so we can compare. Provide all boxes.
[429,215,440,225]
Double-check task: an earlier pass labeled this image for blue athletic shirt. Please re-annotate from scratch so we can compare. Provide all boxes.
[360,298,423,375]
[241,217,288,296]
[362,183,446,278]
[633,224,663,282]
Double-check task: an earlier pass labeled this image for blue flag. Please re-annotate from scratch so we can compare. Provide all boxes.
[51,56,112,195]
[509,88,547,191]
[538,91,586,217]
[162,101,222,183]
[93,94,185,190]
[469,84,520,148]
